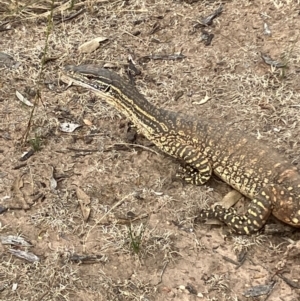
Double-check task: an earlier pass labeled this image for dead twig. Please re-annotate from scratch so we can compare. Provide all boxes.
[139,53,186,62]
[55,8,85,24]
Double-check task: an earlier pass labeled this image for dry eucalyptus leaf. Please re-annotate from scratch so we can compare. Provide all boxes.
[83,119,93,126]
[50,176,57,190]
[78,198,91,222]
[192,94,210,105]
[76,187,91,222]
[19,149,34,161]
[221,190,243,209]
[261,53,285,68]
[16,90,33,107]
[60,73,72,85]
[103,62,117,68]
[263,22,271,36]
[12,283,18,291]
[49,166,57,191]
[78,37,108,53]
[60,122,81,133]
[153,191,164,196]
[205,191,243,226]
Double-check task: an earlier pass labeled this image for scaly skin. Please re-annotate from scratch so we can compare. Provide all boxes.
[63,64,300,234]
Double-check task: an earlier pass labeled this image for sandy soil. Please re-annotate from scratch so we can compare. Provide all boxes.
[1,0,300,300]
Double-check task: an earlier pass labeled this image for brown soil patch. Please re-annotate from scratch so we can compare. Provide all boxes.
[1,1,300,300]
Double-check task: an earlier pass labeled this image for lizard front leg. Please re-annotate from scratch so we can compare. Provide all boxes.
[175,145,212,185]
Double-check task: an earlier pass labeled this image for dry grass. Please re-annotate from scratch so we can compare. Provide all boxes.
[1,0,300,300]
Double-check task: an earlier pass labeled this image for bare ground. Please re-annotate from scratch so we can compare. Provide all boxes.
[1,0,300,300]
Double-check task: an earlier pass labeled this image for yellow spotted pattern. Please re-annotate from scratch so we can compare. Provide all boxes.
[64,65,300,235]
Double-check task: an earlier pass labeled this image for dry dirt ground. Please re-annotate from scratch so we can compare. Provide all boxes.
[1,0,300,300]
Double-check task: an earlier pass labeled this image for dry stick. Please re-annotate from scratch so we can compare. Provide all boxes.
[121,30,148,45]
[66,143,160,156]
[106,143,160,156]
[22,0,55,144]
[22,97,38,144]
[55,7,85,24]
[156,260,169,285]
[82,193,134,252]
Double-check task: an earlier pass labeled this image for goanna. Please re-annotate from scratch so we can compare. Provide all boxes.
[62,64,300,235]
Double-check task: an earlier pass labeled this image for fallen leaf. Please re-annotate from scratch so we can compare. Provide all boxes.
[16,90,33,107]
[49,166,57,191]
[221,190,243,209]
[204,190,243,227]
[103,62,117,68]
[76,187,91,222]
[78,37,108,53]
[261,53,285,68]
[19,149,34,161]
[60,122,81,133]
[263,22,271,36]
[12,283,18,291]
[192,94,210,105]
[83,119,93,126]
[152,191,164,196]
